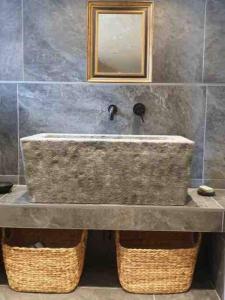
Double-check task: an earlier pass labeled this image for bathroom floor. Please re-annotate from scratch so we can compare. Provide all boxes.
[0,265,220,300]
[0,286,219,300]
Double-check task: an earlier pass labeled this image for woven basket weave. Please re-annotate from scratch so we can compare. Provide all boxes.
[0,229,2,266]
[116,231,201,294]
[2,228,87,293]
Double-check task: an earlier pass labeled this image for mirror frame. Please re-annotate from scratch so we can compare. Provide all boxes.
[87,1,154,83]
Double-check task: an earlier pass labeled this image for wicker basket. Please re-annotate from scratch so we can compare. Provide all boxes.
[116,231,201,294]
[2,228,87,293]
[0,229,2,266]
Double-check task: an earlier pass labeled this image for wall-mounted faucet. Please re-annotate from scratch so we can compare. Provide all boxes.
[108,105,118,121]
[133,103,146,122]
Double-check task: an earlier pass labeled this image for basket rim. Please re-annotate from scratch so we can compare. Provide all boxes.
[115,231,202,252]
[2,244,78,252]
[2,230,88,252]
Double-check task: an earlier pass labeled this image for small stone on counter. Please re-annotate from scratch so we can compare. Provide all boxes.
[197,185,215,197]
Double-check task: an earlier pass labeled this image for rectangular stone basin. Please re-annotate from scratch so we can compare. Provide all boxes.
[21,134,194,205]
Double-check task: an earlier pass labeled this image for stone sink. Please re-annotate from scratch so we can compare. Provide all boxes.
[21,134,194,205]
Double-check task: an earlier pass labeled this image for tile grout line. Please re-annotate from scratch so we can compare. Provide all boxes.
[21,0,24,81]
[0,175,19,177]
[212,197,225,210]
[204,179,225,181]
[206,275,222,300]
[16,84,20,185]
[0,193,11,202]
[201,0,208,83]
[1,81,225,86]
[202,86,208,184]
[214,288,222,300]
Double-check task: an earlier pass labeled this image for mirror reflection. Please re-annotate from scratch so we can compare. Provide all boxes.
[97,13,144,74]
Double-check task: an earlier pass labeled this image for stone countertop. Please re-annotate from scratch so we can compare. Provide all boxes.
[0,186,224,232]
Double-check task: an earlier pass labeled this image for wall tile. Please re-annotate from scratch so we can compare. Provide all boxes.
[18,84,132,137]
[0,175,18,184]
[204,0,225,82]
[24,0,87,82]
[204,86,225,183]
[153,0,205,83]
[19,84,205,181]
[85,231,116,268]
[22,0,207,84]
[0,84,18,175]
[205,179,225,189]
[130,85,206,179]
[208,234,225,300]
[0,0,22,81]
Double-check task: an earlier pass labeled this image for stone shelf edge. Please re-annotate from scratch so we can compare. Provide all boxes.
[0,186,224,232]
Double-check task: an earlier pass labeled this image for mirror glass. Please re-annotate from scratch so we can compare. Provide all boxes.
[97,13,144,74]
[88,1,153,82]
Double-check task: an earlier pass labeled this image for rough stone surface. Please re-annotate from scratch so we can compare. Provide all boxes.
[21,134,194,205]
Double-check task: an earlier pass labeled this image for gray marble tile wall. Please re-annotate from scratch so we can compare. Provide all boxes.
[0,0,225,187]
[208,233,225,300]
[0,84,18,176]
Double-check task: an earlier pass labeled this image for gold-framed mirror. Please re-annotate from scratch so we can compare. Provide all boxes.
[87,1,153,83]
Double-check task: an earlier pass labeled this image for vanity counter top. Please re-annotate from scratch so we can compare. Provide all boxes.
[0,185,224,232]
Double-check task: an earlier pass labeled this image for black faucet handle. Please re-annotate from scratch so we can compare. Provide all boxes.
[108,105,118,121]
[133,103,145,122]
